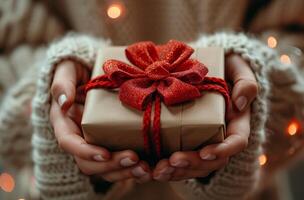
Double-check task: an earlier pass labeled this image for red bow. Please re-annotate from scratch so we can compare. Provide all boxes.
[86,40,230,159]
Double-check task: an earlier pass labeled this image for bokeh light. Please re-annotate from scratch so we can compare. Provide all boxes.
[267,36,277,48]
[259,154,267,166]
[0,173,15,192]
[280,54,291,65]
[287,121,299,136]
[107,4,122,19]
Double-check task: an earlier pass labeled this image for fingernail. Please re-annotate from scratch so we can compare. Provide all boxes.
[235,96,247,111]
[132,166,147,177]
[171,160,189,168]
[154,174,171,181]
[159,166,175,174]
[93,154,106,162]
[200,154,216,161]
[120,157,136,167]
[58,94,67,107]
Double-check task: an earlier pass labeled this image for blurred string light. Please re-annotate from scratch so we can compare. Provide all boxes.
[0,173,15,192]
[267,36,277,48]
[259,154,267,166]
[287,120,300,136]
[266,36,293,65]
[280,54,292,65]
[107,3,123,19]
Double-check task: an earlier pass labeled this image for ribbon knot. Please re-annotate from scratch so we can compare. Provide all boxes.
[85,40,230,159]
[145,61,170,80]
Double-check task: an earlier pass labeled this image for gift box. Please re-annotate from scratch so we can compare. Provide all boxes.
[81,41,227,158]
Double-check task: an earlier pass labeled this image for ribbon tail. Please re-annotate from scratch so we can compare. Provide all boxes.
[142,100,153,155]
[142,95,162,160]
[152,94,162,159]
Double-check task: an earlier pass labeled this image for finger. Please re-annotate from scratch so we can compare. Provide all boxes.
[101,161,151,183]
[170,159,228,181]
[66,103,84,127]
[133,161,152,184]
[199,108,251,159]
[153,159,175,182]
[169,151,229,171]
[51,60,79,112]
[225,54,258,112]
[50,99,110,161]
[74,150,139,175]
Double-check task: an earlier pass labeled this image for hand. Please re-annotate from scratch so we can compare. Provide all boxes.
[153,54,258,181]
[50,60,151,183]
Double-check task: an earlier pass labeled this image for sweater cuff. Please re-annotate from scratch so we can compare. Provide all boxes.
[46,33,109,70]
[170,33,274,200]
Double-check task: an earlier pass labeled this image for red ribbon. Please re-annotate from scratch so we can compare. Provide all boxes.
[85,40,230,158]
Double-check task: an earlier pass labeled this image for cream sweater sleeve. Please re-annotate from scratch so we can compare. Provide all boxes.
[31,33,109,200]
[169,33,272,200]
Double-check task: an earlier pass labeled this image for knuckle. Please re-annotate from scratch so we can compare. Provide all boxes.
[75,161,94,175]
[57,136,66,150]
[56,135,73,153]
[235,79,258,98]
[171,151,186,161]
[227,134,248,153]
[79,167,94,175]
[124,149,135,155]
[121,150,137,159]
[51,82,62,98]
[236,134,248,149]
[246,81,258,96]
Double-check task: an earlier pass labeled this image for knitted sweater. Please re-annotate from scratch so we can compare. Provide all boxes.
[31,32,271,200]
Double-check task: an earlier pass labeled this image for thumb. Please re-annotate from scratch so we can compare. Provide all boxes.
[232,79,258,112]
[225,54,258,112]
[51,60,77,112]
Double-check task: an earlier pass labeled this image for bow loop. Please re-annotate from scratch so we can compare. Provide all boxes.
[103,59,145,85]
[125,41,159,70]
[171,59,208,84]
[158,77,201,105]
[157,40,194,71]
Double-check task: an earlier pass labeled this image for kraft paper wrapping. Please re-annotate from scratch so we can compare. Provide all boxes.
[82,47,225,156]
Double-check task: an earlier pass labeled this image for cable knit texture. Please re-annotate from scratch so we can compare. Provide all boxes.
[31,33,273,200]
[0,0,64,51]
[0,46,45,168]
